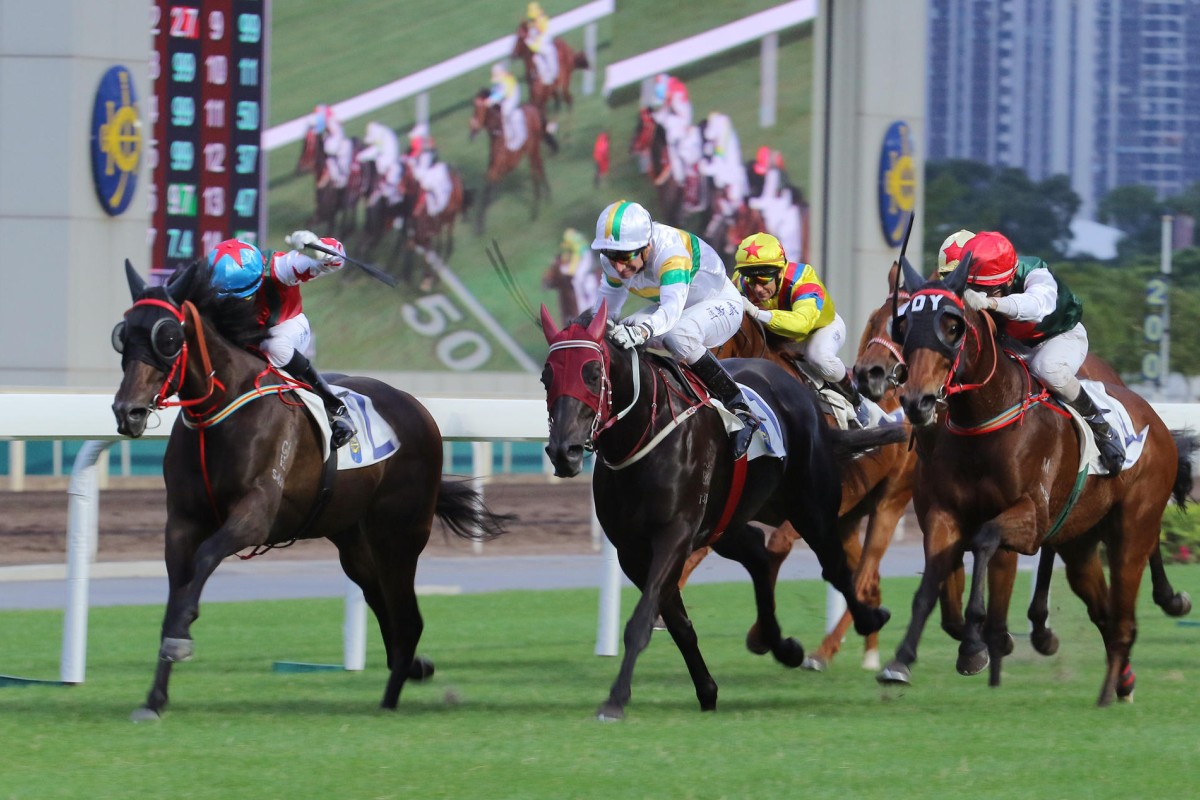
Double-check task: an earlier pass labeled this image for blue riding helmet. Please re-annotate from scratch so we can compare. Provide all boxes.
[208,239,265,298]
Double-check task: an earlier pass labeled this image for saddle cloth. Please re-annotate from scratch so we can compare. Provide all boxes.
[291,381,401,470]
[815,385,901,430]
[1062,380,1150,476]
[708,384,786,461]
[505,110,528,151]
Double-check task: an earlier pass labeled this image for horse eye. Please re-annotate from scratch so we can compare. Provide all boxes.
[582,361,603,391]
[150,318,184,360]
[111,322,126,354]
[540,365,553,388]
[893,363,909,385]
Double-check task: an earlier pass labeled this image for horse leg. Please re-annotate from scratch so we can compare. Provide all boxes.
[983,549,1018,687]
[1148,543,1192,616]
[1028,547,1061,655]
[473,181,493,236]
[939,559,967,640]
[878,511,961,685]
[745,523,797,655]
[1058,543,1119,705]
[804,518,864,671]
[956,517,1004,677]
[854,485,912,670]
[799,506,890,637]
[712,523,805,668]
[1100,513,1157,706]
[658,588,718,711]
[135,513,267,720]
[598,527,692,721]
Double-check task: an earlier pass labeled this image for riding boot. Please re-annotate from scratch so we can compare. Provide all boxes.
[285,353,357,449]
[1064,389,1125,475]
[829,373,870,427]
[690,352,759,460]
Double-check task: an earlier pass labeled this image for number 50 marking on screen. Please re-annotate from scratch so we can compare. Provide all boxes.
[401,295,492,371]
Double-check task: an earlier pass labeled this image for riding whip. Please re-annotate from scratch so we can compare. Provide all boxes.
[302,241,400,288]
[891,211,916,340]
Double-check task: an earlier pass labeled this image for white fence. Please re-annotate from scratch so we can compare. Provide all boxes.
[261,0,614,152]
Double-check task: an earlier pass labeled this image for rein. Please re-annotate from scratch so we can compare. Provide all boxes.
[129,298,222,410]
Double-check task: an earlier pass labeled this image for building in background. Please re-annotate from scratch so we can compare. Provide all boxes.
[927,0,1200,220]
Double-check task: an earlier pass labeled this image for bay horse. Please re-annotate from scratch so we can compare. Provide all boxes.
[854,265,1191,659]
[390,161,471,286]
[541,303,904,720]
[692,309,917,672]
[877,255,1195,705]
[469,90,554,234]
[512,20,589,116]
[111,261,508,719]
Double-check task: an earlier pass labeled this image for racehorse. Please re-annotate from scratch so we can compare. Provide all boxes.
[876,255,1195,705]
[469,89,554,235]
[390,161,471,287]
[309,135,369,240]
[111,261,508,719]
[853,264,1192,657]
[541,303,903,720]
[511,20,589,116]
[692,308,917,672]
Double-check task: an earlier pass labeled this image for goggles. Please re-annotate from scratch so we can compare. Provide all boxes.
[602,248,643,264]
[739,269,780,286]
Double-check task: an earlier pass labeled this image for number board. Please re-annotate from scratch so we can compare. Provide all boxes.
[149,0,265,281]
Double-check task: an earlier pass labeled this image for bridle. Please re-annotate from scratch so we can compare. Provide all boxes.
[545,335,646,451]
[115,297,220,410]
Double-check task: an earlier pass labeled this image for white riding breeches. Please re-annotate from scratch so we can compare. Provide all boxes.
[1020,322,1087,400]
[262,314,313,368]
[624,281,742,365]
[802,313,850,383]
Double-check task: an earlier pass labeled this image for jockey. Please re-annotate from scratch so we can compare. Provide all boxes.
[356,121,403,206]
[320,130,354,191]
[748,147,803,261]
[960,231,1125,474]
[206,233,356,448]
[590,199,760,459]
[310,104,345,143]
[405,123,452,217]
[648,73,696,191]
[733,231,868,425]
[487,62,522,145]
[936,228,976,278]
[523,1,558,86]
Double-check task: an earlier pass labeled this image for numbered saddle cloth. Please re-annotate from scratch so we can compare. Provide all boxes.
[708,384,786,461]
[1065,380,1150,476]
[293,383,401,470]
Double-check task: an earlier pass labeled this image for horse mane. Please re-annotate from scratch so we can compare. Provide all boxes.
[166,262,270,350]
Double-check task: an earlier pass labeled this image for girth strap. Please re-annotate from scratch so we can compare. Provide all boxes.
[706,453,749,546]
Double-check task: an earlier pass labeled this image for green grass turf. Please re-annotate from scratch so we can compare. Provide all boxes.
[1,567,1196,798]
[265,1,813,373]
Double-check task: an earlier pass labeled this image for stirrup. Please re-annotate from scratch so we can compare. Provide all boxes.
[731,412,759,460]
[328,408,357,449]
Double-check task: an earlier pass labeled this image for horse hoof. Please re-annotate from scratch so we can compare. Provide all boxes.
[957,646,989,676]
[774,637,805,669]
[130,707,162,723]
[745,631,771,656]
[861,649,881,671]
[159,637,194,662]
[876,662,911,685]
[1117,665,1136,700]
[853,606,891,637]
[408,656,435,682]
[1030,629,1060,656]
[1161,591,1192,618]
[801,655,828,672]
[1000,632,1015,657]
[596,704,625,722]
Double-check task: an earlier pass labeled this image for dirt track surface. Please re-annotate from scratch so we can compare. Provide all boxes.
[0,476,598,566]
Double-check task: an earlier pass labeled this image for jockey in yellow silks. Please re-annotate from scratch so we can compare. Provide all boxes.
[523,2,558,86]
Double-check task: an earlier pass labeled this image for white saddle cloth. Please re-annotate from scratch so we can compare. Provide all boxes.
[1065,380,1149,476]
[291,381,401,470]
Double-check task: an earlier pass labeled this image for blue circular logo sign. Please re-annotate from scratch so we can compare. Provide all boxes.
[877,121,917,247]
[89,65,142,216]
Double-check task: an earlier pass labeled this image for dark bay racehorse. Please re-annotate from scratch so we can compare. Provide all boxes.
[854,265,1191,658]
[691,309,916,672]
[469,90,555,234]
[512,20,589,115]
[877,256,1194,705]
[541,303,903,720]
[111,261,507,719]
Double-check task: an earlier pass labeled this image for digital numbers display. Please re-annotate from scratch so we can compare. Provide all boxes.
[150,0,265,281]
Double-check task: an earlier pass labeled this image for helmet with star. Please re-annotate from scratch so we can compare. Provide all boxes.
[207,239,265,299]
[734,232,787,279]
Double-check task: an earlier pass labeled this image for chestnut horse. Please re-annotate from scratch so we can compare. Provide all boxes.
[512,20,589,115]
[111,262,508,719]
[469,90,554,234]
[877,255,1195,705]
[390,161,471,286]
[854,265,1192,658]
[541,303,903,720]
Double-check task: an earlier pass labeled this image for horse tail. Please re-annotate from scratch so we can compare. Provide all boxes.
[435,478,512,541]
[1170,430,1198,508]
[826,424,909,460]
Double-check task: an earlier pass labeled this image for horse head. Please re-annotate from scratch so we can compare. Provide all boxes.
[469,89,494,141]
[111,261,200,437]
[897,252,1003,426]
[853,261,911,402]
[540,300,611,477]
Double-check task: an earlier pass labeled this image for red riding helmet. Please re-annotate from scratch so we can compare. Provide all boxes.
[965,231,1018,286]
